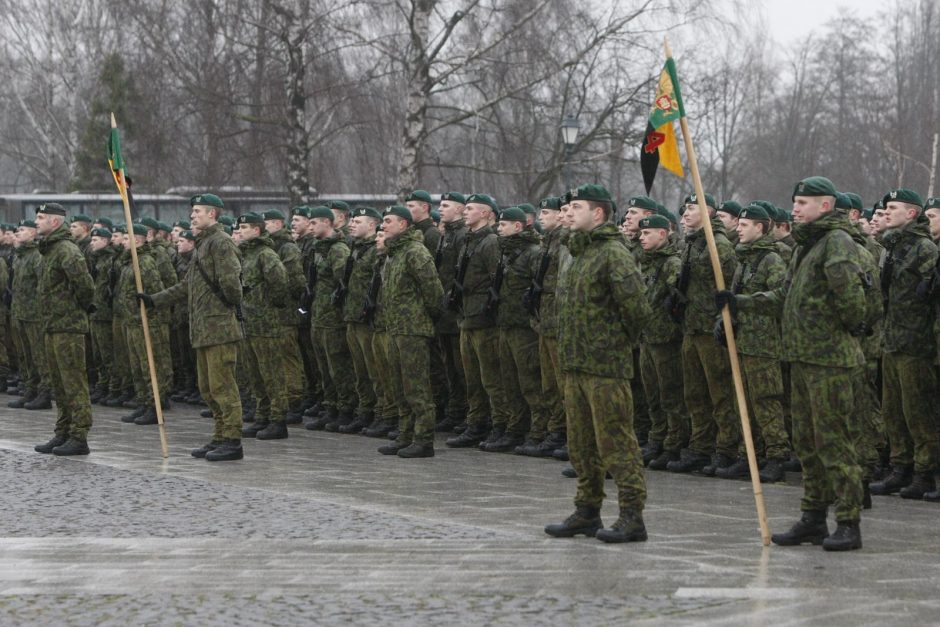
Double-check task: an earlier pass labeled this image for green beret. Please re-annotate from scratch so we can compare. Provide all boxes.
[309,206,334,221]
[717,200,742,217]
[539,196,561,210]
[568,184,612,203]
[139,216,160,230]
[862,208,874,220]
[95,216,115,229]
[835,192,853,210]
[792,176,837,200]
[291,205,312,219]
[91,227,112,238]
[683,192,717,210]
[466,193,498,212]
[236,212,265,226]
[263,209,285,221]
[654,206,678,225]
[926,197,940,210]
[2,223,15,231]
[131,223,148,237]
[629,196,659,212]
[430,209,441,223]
[873,199,884,211]
[327,200,349,213]
[441,192,466,204]
[775,207,792,223]
[114,224,127,234]
[638,215,671,230]
[384,205,413,224]
[518,203,536,215]
[350,206,382,221]
[181,230,196,241]
[883,188,924,209]
[173,219,191,229]
[844,192,863,211]
[222,225,232,235]
[190,193,224,208]
[405,190,432,204]
[739,204,771,221]
[18,219,37,229]
[157,221,172,233]
[36,203,67,216]
[499,207,527,224]
[71,214,93,224]
[217,215,235,227]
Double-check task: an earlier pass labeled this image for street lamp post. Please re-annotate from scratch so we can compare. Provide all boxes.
[560,115,580,191]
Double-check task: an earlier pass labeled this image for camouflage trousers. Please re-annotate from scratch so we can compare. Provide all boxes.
[791,362,862,523]
[13,319,49,395]
[631,348,651,443]
[196,341,242,441]
[682,334,740,457]
[45,332,92,441]
[298,322,321,402]
[281,325,305,407]
[429,334,447,416]
[244,334,289,423]
[125,321,173,405]
[853,360,885,481]
[0,310,11,377]
[389,334,436,446]
[532,334,566,440]
[438,332,468,421]
[110,318,132,396]
[498,326,546,437]
[737,354,789,461]
[371,330,397,422]
[90,320,113,392]
[171,323,196,391]
[881,352,940,474]
[311,325,356,413]
[640,341,689,453]
[346,322,377,415]
[564,371,646,511]
[460,327,508,429]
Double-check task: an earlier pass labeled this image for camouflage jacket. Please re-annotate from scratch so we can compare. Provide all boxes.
[342,236,377,325]
[457,225,500,330]
[372,250,388,332]
[434,219,468,335]
[680,217,737,335]
[535,226,571,337]
[850,229,883,361]
[414,217,441,256]
[558,224,651,378]
[881,220,937,357]
[382,228,444,337]
[89,245,117,322]
[11,241,43,322]
[495,228,540,329]
[731,234,786,358]
[173,250,192,327]
[116,247,165,324]
[269,228,305,326]
[738,211,866,367]
[144,240,178,292]
[37,224,94,334]
[311,232,350,329]
[151,222,244,349]
[240,234,289,338]
[638,240,683,345]
[623,234,642,262]
[774,240,793,264]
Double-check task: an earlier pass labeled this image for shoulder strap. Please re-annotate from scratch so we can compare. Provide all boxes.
[194,254,235,308]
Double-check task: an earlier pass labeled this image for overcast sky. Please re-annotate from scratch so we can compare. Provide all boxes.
[759,0,886,44]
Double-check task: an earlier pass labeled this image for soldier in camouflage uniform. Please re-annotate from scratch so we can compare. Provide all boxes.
[32,203,96,456]
[88,227,117,404]
[545,184,652,544]
[716,201,741,247]
[869,189,939,499]
[714,204,790,482]
[103,227,135,407]
[432,192,469,432]
[326,200,352,242]
[445,194,509,448]
[726,176,867,551]
[170,225,198,403]
[292,207,324,417]
[924,196,940,503]
[69,214,94,265]
[376,206,444,458]
[144,193,245,462]
[363,231,398,438]
[235,213,291,440]
[666,193,739,475]
[636,214,689,470]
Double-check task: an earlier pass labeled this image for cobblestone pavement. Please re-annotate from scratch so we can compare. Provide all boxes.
[1,400,939,625]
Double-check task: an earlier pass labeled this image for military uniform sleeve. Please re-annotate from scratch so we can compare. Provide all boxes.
[759,252,787,291]
[824,233,866,331]
[215,240,244,306]
[151,278,188,307]
[609,245,651,338]
[410,248,445,320]
[330,243,350,276]
[64,248,95,310]
[281,243,305,299]
[141,256,165,294]
[264,251,289,307]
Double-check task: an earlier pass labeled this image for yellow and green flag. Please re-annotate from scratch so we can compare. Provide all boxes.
[641,58,685,193]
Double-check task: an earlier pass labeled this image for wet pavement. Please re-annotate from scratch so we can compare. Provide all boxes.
[1,400,938,625]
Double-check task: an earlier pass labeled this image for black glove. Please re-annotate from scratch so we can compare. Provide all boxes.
[1,288,11,308]
[85,304,97,315]
[242,284,253,294]
[713,316,739,348]
[714,290,737,316]
[136,293,154,308]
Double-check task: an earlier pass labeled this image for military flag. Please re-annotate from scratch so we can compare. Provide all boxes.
[640,57,685,193]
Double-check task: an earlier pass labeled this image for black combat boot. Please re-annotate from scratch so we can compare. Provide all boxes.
[191,441,223,458]
[305,407,335,431]
[24,390,52,410]
[544,506,603,538]
[52,438,90,456]
[822,520,862,551]
[134,406,159,426]
[8,389,36,409]
[364,418,395,438]
[303,402,323,418]
[899,472,935,500]
[648,450,679,471]
[284,401,305,425]
[34,434,68,454]
[595,509,648,543]
[200,409,213,418]
[534,432,566,458]
[782,454,802,472]
[397,443,434,458]
[758,458,786,483]
[435,415,463,432]
[514,437,541,456]
[89,385,107,404]
[561,466,577,478]
[325,410,355,432]
[338,411,373,434]
[483,431,523,453]
[701,453,734,477]
[771,510,829,546]
[445,424,488,448]
[553,444,569,461]
[641,441,663,466]
[666,449,710,473]
[478,426,504,451]
[869,465,913,495]
[387,429,400,440]
[923,487,940,502]
[256,422,289,440]
[205,439,243,461]
[121,405,148,423]
[378,441,409,455]
[716,457,750,480]
[242,421,269,438]
[242,397,256,423]
[102,392,124,407]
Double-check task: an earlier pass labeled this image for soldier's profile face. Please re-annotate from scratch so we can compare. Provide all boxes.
[238,223,260,241]
[290,215,309,235]
[681,203,702,230]
[69,222,87,238]
[884,201,917,229]
[624,206,649,232]
[90,235,109,251]
[178,238,194,253]
[791,196,828,224]
[406,200,429,221]
[311,217,333,238]
[35,212,56,235]
[737,218,764,244]
[639,227,667,250]
[264,219,283,234]
[717,211,738,231]
[190,205,216,229]
[497,220,522,236]
[925,207,940,240]
[439,201,464,223]
[349,216,376,239]
[567,200,598,232]
[331,210,347,228]
[539,208,560,231]
[464,203,488,228]
[382,215,408,237]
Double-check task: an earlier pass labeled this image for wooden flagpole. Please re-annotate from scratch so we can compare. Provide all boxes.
[110,113,169,459]
[664,40,770,546]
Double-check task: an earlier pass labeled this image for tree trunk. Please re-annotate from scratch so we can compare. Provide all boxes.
[396,0,435,200]
[282,5,311,207]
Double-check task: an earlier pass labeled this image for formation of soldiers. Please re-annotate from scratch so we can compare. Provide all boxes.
[6,176,940,551]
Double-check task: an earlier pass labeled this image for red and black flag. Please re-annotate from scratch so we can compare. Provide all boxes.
[641,58,685,193]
